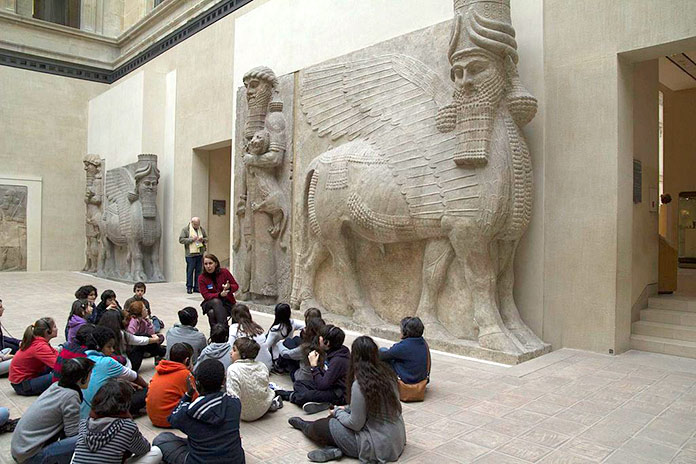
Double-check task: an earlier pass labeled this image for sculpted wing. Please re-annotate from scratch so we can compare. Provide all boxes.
[301,54,477,219]
[104,167,135,237]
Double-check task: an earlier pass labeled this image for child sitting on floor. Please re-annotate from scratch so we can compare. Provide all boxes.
[66,299,92,345]
[154,359,244,464]
[72,379,162,464]
[9,317,58,396]
[226,337,282,422]
[379,316,429,385]
[146,342,197,428]
[12,357,95,464]
[195,324,232,373]
[53,323,94,383]
[165,307,207,364]
[124,282,163,333]
[276,324,350,414]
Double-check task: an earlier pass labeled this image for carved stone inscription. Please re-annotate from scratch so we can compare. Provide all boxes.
[0,185,27,272]
[290,0,548,360]
[233,67,293,304]
[98,154,164,283]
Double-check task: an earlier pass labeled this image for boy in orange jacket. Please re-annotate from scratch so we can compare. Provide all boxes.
[146,342,197,427]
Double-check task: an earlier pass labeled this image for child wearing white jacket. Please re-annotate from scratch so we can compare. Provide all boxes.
[226,337,282,421]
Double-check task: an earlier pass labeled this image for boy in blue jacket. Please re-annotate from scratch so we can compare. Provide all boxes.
[379,316,429,384]
[153,359,245,464]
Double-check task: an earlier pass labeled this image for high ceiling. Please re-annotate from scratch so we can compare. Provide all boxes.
[660,51,696,91]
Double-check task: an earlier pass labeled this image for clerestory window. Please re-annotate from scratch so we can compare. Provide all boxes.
[33,0,81,29]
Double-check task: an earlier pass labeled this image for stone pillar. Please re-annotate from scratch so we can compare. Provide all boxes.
[1,0,16,13]
[80,0,104,34]
[15,0,31,17]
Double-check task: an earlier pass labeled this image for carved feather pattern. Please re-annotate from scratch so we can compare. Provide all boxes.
[104,167,134,238]
[301,54,481,219]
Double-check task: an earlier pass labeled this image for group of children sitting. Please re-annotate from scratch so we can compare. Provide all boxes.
[0,283,431,463]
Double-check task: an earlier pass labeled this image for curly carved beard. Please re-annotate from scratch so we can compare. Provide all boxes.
[452,69,506,166]
[244,84,273,140]
[140,189,157,218]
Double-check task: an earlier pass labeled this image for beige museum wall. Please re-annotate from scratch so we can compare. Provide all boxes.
[207,146,232,265]
[0,66,105,271]
[663,87,696,247]
[543,0,696,354]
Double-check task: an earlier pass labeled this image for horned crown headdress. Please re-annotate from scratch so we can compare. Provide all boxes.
[448,0,517,65]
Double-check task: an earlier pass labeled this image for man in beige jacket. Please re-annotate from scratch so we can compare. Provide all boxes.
[179,217,208,294]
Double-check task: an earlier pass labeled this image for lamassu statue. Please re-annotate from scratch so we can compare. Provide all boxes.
[98,154,164,282]
[292,0,544,355]
[83,154,103,273]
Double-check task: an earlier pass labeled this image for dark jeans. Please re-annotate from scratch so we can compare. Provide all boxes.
[131,387,148,415]
[12,371,53,396]
[185,255,203,292]
[153,432,189,464]
[201,298,231,330]
[24,435,79,464]
[291,380,345,407]
[1,335,20,354]
[128,344,167,372]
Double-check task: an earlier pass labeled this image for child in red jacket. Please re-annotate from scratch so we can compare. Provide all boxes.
[9,317,58,396]
[146,342,197,428]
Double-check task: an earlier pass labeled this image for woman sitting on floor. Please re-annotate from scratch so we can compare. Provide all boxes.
[288,335,406,463]
[379,316,429,386]
[9,318,58,396]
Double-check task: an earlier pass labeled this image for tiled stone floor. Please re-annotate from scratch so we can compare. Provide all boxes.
[2,272,696,463]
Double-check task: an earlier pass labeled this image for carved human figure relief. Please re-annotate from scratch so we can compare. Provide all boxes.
[0,185,27,272]
[98,154,164,282]
[83,154,103,273]
[233,66,290,303]
[291,0,544,356]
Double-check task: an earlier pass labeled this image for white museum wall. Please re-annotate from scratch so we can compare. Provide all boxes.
[543,0,696,353]
[0,65,105,271]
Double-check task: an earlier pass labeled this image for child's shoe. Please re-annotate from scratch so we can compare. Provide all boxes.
[307,447,343,462]
[302,402,331,414]
[271,395,283,411]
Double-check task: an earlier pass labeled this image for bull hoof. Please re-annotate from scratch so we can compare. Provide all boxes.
[353,307,384,327]
[478,331,522,354]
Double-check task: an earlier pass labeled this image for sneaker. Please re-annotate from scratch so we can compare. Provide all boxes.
[307,447,343,462]
[288,416,308,433]
[0,418,19,434]
[271,395,283,411]
[187,289,193,294]
[303,402,331,414]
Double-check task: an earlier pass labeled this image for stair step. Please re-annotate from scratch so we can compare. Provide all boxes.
[648,296,696,312]
[630,334,696,359]
[632,320,696,342]
[640,309,696,326]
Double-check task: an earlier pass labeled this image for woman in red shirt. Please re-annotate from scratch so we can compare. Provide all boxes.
[9,317,58,396]
[198,253,239,330]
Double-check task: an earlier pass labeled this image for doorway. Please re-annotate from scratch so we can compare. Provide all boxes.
[207,146,232,268]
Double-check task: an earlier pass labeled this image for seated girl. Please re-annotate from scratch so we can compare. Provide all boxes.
[278,317,325,382]
[81,326,148,418]
[66,299,92,345]
[89,289,121,325]
[9,318,58,396]
[265,303,305,371]
[229,303,272,370]
[0,298,20,376]
[72,379,161,464]
[99,310,162,372]
[12,357,95,464]
[378,316,429,385]
[288,336,406,463]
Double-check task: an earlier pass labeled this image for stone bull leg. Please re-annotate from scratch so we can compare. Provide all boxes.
[129,240,147,282]
[149,239,165,281]
[415,238,454,335]
[292,238,330,312]
[496,239,544,349]
[449,225,525,354]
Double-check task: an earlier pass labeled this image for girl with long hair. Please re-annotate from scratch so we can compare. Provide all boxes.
[9,317,58,396]
[65,299,92,344]
[265,303,304,371]
[277,316,326,382]
[98,310,162,372]
[288,336,406,463]
[229,303,272,370]
[198,253,239,330]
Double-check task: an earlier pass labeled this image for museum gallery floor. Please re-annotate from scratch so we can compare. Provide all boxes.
[1,272,696,463]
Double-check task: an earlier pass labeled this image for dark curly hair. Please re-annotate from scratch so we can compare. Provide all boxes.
[346,336,401,419]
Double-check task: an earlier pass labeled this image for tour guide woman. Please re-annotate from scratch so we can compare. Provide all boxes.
[198,253,239,330]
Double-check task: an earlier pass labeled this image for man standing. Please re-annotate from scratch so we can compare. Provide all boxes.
[179,217,207,294]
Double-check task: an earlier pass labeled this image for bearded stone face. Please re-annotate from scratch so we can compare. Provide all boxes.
[138,175,158,218]
[244,77,273,108]
[450,50,506,166]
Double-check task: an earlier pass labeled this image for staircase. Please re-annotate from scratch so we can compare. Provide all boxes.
[631,295,696,358]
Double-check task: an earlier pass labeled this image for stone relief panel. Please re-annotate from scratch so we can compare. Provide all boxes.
[233,67,293,304]
[0,185,27,272]
[289,0,549,363]
[98,154,164,283]
[83,154,103,273]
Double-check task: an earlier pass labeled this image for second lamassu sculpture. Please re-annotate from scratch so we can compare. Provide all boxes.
[83,154,103,273]
[98,154,164,282]
[291,0,546,357]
